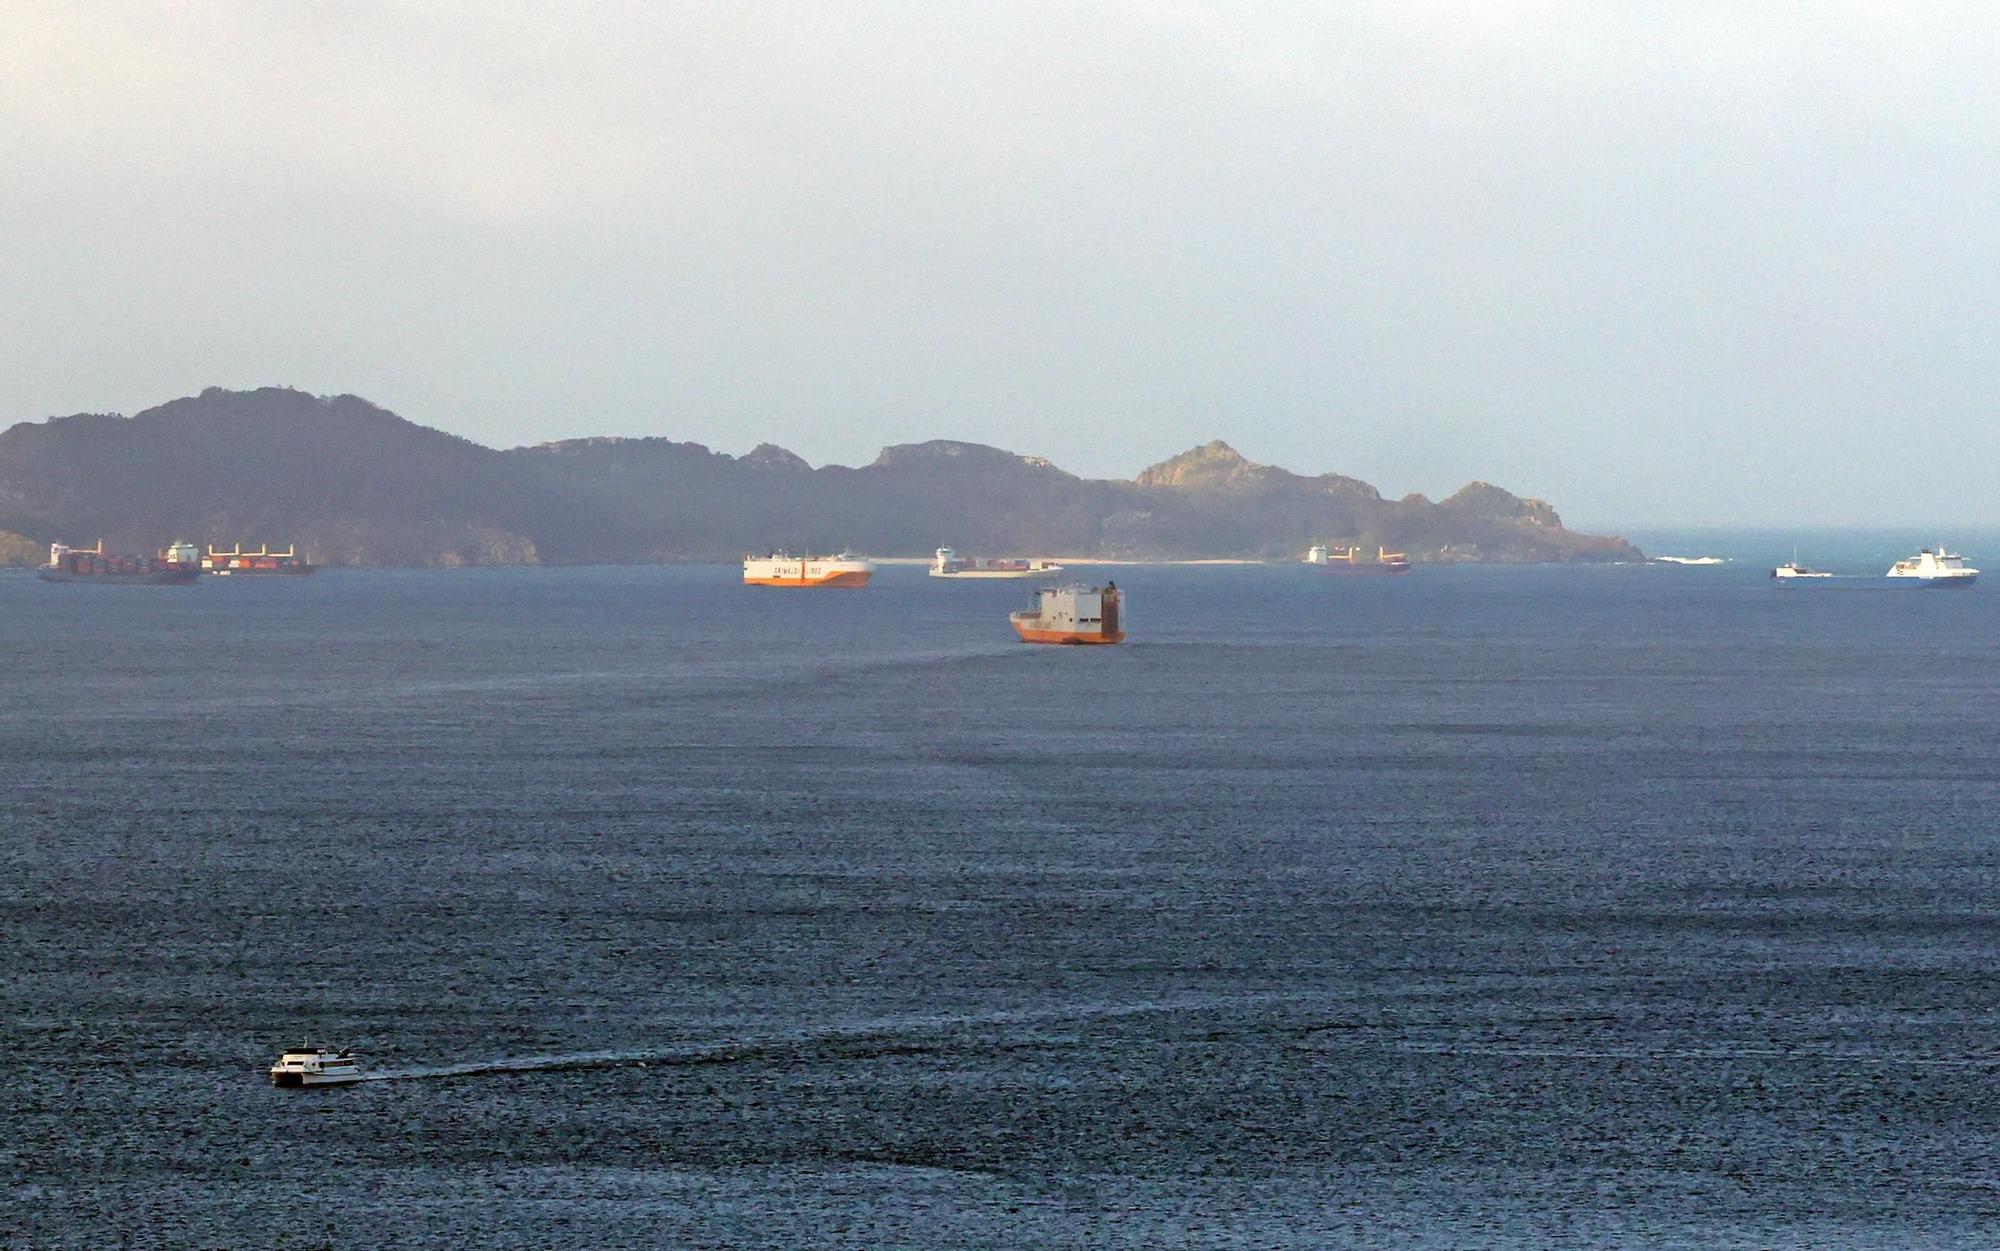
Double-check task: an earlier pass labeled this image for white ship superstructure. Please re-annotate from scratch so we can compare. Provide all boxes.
[1886,548,1978,587]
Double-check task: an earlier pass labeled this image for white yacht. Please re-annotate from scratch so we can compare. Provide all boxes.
[1886,548,1978,588]
[269,1043,363,1087]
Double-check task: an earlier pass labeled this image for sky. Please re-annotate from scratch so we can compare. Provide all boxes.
[2,2,1996,527]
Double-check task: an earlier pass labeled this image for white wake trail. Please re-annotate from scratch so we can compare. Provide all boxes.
[349,989,1307,1084]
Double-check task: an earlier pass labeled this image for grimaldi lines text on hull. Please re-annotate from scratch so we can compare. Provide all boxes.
[742,552,876,587]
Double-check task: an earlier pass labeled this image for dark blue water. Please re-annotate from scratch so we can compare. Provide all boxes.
[6,559,1999,1248]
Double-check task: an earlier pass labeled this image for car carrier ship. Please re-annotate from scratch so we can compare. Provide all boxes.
[742,551,875,587]
[930,547,1064,578]
[40,541,200,585]
[1010,583,1124,644]
[1305,543,1411,576]
[203,542,316,576]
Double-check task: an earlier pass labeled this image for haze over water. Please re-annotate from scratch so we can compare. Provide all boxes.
[7,556,1999,1247]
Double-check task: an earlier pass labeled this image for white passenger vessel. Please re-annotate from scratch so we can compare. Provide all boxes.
[269,1044,363,1087]
[1886,548,1978,587]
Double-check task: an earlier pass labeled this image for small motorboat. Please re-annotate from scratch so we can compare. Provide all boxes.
[269,1043,363,1088]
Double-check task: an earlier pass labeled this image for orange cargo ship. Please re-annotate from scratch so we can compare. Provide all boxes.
[1010,583,1124,644]
[742,552,875,587]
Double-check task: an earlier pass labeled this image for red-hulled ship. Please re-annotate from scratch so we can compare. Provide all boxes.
[1304,544,1411,576]
[202,543,316,576]
[40,540,200,585]
[1010,583,1124,644]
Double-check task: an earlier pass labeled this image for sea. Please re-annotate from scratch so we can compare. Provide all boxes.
[6,534,2000,1249]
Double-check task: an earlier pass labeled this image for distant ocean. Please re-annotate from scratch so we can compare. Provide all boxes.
[6,546,1999,1249]
[1621,526,2000,574]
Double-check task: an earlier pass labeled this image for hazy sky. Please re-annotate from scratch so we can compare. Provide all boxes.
[3,2,1996,526]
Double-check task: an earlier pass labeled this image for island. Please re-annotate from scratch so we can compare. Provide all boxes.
[0,388,1640,567]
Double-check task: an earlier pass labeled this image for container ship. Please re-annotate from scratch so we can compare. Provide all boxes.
[1010,583,1124,644]
[40,540,200,585]
[1305,543,1411,576]
[742,551,875,587]
[930,547,1064,579]
[203,543,316,576]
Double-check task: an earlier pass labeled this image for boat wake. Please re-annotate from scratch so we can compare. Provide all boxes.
[362,1041,761,1083]
[352,991,1301,1085]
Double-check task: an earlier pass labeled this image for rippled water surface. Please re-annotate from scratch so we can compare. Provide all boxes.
[6,560,1999,1247]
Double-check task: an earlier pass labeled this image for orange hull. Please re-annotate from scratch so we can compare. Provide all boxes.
[1012,624,1124,645]
[744,570,872,588]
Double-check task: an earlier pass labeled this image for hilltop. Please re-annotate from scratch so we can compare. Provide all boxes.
[0,388,1640,566]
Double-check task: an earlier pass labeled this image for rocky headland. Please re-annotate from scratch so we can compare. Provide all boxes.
[0,388,1640,567]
